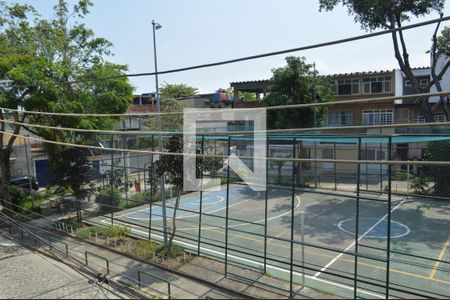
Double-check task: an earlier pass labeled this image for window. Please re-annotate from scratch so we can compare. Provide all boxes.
[363,76,392,94]
[404,80,412,86]
[363,110,393,125]
[420,79,429,88]
[360,149,386,160]
[417,114,446,123]
[331,79,360,96]
[327,111,352,126]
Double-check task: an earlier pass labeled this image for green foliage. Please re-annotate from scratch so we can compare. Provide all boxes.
[77,225,129,239]
[394,171,409,181]
[137,137,156,149]
[318,0,446,122]
[410,174,428,194]
[47,147,94,200]
[156,243,184,258]
[0,0,133,212]
[152,83,198,131]
[95,187,121,213]
[119,191,154,209]
[7,186,47,215]
[160,97,183,131]
[435,26,449,57]
[104,168,127,190]
[130,240,159,260]
[160,83,198,100]
[425,140,450,196]
[318,0,445,31]
[263,56,333,129]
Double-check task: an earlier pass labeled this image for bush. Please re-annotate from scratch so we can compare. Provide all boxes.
[410,175,428,194]
[77,225,129,239]
[425,141,450,197]
[394,171,409,181]
[131,240,159,260]
[119,191,152,209]
[96,188,121,213]
[156,243,184,258]
[7,186,48,216]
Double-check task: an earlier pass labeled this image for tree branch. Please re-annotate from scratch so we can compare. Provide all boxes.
[396,16,412,71]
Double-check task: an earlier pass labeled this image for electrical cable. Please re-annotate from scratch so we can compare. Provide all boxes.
[1,129,450,166]
[2,16,448,89]
[1,90,449,117]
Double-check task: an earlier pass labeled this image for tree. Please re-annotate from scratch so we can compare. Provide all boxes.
[263,56,334,129]
[430,26,450,120]
[150,83,198,131]
[154,134,206,255]
[0,0,133,216]
[425,140,450,196]
[0,2,41,216]
[319,0,448,122]
[159,83,198,100]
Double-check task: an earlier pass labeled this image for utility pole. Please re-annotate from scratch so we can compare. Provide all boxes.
[152,20,168,244]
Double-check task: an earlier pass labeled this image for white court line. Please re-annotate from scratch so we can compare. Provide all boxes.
[188,196,224,205]
[98,194,383,298]
[126,223,384,299]
[121,192,261,221]
[183,194,301,231]
[312,197,408,279]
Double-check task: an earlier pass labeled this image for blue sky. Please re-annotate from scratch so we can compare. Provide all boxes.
[12,0,450,94]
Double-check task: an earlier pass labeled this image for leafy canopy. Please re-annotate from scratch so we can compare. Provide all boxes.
[263,56,333,129]
[160,83,198,100]
[0,0,134,201]
[319,0,445,30]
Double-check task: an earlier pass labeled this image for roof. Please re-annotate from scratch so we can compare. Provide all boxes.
[228,67,430,85]
[323,69,395,78]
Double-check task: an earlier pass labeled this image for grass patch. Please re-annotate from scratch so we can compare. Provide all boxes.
[77,225,130,239]
[130,240,159,260]
[156,243,185,258]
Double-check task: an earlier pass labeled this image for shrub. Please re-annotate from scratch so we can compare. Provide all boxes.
[119,191,152,209]
[131,240,159,260]
[410,175,428,194]
[394,171,409,181]
[96,188,121,213]
[156,243,184,258]
[425,141,450,197]
[77,225,129,239]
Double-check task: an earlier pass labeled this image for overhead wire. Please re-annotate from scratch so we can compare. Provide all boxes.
[1,90,449,117]
[2,16,449,90]
[2,129,450,166]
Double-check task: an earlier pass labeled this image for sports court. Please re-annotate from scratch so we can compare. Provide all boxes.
[89,183,450,298]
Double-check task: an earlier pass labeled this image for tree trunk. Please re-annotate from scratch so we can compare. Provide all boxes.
[0,150,14,217]
[165,186,181,256]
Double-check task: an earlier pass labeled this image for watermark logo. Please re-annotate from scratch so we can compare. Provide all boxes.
[183,108,266,191]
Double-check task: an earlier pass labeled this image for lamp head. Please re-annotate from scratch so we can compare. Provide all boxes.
[152,20,162,30]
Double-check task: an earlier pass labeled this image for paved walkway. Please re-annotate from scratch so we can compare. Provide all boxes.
[0,234,122,299]
[3,223,242,299]
[4,211,337,299]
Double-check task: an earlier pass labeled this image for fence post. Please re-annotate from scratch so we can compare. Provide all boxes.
[386,136,393,298]
[289,138,296,297]
[264,137,269,273]
[197,135,205,255]
[224,136,231,275]
[354,137,362,298]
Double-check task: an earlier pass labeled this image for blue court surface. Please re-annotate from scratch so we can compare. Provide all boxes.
[120,184,261,221]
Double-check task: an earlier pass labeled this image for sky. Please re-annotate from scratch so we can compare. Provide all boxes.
[10,0,450,94]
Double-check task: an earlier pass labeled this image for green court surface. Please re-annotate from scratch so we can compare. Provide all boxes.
[88,184,450,298]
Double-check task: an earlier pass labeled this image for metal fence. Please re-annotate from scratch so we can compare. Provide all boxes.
[68,130,450,299]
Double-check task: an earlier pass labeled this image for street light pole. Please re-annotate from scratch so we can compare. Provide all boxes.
[152,19,168,244]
